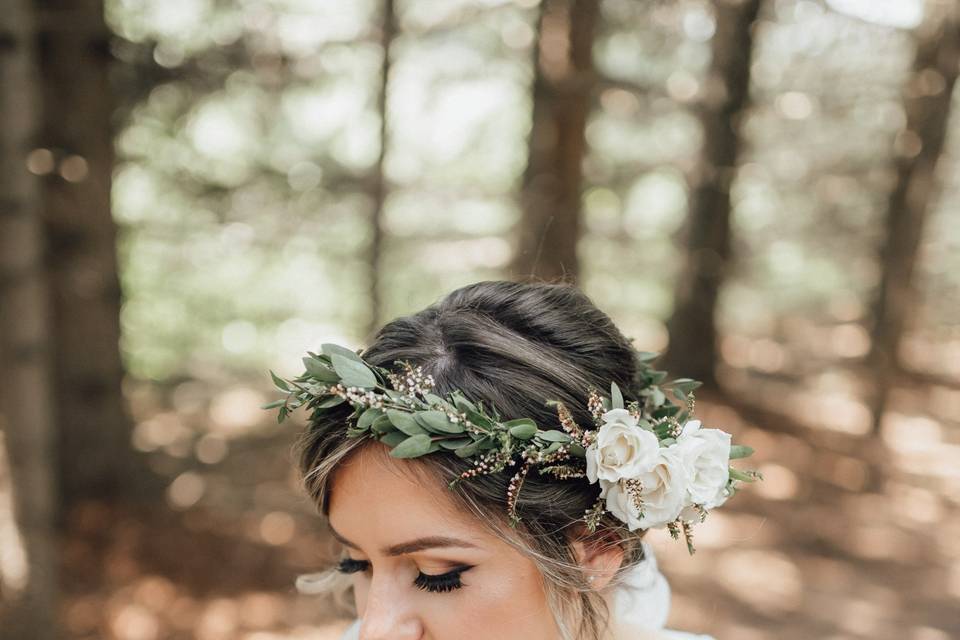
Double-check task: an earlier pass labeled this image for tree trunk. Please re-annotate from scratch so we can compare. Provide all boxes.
[868,2,960,435]
[662,0,762,388]
[365,0,396,341]
[0,0,60,636]
[35,0,142,506]
[511,0,600,283]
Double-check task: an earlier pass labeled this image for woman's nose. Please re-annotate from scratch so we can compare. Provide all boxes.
[357,573,423,640]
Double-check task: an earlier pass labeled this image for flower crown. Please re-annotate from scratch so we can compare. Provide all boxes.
[264,343,760,554]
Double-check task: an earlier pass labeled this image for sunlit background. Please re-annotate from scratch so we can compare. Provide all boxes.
[1,0,958,639]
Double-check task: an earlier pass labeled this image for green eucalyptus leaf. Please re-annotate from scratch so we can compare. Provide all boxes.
[270,370,291,392]
[543,442,563,454]
[415,410,465,434]
[371,414,396,435]
[357,407,385,430]
[464,409,493,430]
[379,431,407,447]
[728,468,759,482]
[670,378,702,394]
[650,388,666,407]
[321,343,363,363]
[317,395,346,408]
[648,370,668,384]
[507,421,538,440]
[386,409,427,436]
[567,442,586,458]
[636,351,659,363]
[729,445,754,460]
[610,382,624,410]
[538,430,572,443]
[261,399,286,410]
[303,356,340,383]
[331,354,378,389]
[389,434,433,458]
[438,437,473,450]
[454,440,481,458]
[424,393,456,412]
[452,392,478,414]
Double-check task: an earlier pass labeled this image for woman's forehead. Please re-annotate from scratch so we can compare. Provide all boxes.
[327,443,480,539]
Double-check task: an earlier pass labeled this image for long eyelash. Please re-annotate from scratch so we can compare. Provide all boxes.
[413,566,470,593]
[336,557,369,574]
[336,557,471,594]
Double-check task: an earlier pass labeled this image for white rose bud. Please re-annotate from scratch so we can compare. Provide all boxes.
[599,447,689,530]
[585,408,660,484]
[675,420,732,509]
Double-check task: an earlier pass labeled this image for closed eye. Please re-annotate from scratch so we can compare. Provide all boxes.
[336,557,471,593]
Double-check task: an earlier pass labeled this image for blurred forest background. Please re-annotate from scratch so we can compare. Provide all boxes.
[1,0,959,639]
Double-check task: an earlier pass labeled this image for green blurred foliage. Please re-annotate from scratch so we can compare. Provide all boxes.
[106,0,958,385]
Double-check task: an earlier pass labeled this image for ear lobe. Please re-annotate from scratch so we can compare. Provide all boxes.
[571,531,624,590]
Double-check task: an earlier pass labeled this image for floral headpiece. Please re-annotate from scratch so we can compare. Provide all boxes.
[264,343,760,554]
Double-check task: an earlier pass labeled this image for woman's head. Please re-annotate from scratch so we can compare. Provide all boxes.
[298,280,650,640]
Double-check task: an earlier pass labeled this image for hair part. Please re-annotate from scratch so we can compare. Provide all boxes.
[296,280,650,640]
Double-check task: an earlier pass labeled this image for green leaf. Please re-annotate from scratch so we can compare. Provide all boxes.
[636,351,659,363]
[454,440,482,458]
[506,419,537,440]
[322,343,363,363]
[452,392,478,414]
[331,354,378,389]
[270,370,291,392]
[379,431,406,447]
[424,393,456,412]
[386,409,427,436]
[650,388,666,407]
[729,445,754,460]
[538,430,572,443]
[729,468,760,483]
[543,442,563,454]
[437,437,472,450]
[610,382,624,410]
[415,410,465,434]
[303,356,340,383]
[568,442,586,458]
[371,414,395,435]
[317,395,346,408]
[389,434,433,458]
[261,399,286,410]
[670,378,702,394]
[649,370,668,384]
[464,409,493,431]
[357,407,384,430]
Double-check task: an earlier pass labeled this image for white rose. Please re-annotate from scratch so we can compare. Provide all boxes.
[585,408,660,484]
[599,447,688,531]
[675,420,732,509]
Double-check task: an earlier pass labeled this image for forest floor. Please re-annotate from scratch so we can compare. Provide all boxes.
[59,384,960,640]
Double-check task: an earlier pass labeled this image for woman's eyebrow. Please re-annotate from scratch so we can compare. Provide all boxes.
[328,523,480,556]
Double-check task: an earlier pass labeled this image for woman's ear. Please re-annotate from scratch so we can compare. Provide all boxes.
[569,526,624,590]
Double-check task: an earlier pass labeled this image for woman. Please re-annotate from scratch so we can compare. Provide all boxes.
[273,280,749,639]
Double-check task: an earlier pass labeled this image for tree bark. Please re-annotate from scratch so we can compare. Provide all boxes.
[868,1,960,435]
[35,0,142,506]
[365,0,396,341]
[662,0,762,387]
[511,0,600,283]
[0,0,60,636]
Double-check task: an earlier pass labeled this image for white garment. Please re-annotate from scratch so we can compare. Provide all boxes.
[338,541,713,640]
